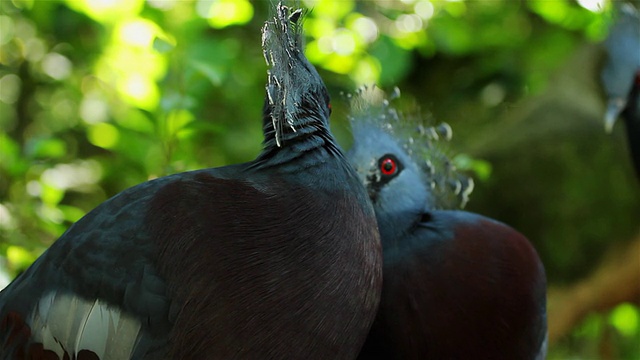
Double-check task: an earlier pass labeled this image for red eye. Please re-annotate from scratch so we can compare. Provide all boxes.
[380,157,397,176]
[328,102,332,113]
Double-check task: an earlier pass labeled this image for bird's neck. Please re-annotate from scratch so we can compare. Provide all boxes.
[253,115,343,172]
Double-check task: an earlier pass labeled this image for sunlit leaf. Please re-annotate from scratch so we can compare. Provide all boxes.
[6,246,36,271]
[444,0,466,17]
[576,0,607,13]
[0,15,14,46]
[114,109,155,134]
[166,109,195,136]
[322,54,356,74]
[39,183,64,207]
[88,123,120,149]
[347,14,379,44]
[304,17,337,40]
[332,29,358,56]
[206,0,254,29]
[609,303,639,338]
[64,0,144,24]
[529,0,598,31]
[101,42,168,81]
[352,56,381,84]
[117,19,159,48]
[305,40,329,64]
[116,74,161,111]
[0,133,26,176]
[393,31,428,50]
[304,0,355,20]
[95,24,168,111]
[529,0,571,24]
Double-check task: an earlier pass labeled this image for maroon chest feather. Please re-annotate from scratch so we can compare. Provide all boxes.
[374,220,546,360]
[146,173,381,359]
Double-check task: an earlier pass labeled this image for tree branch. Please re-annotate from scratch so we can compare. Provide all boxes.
[547,230,640,344]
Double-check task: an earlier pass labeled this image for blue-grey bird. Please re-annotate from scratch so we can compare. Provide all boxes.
[602,3,640,178]
[0,4,382,359]
[347,87,547,360]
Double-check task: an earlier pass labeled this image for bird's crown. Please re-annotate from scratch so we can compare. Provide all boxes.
[348,86,473,209]
[262,2,332,147]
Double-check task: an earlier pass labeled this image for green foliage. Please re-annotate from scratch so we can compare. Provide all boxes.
[1,0,638,357]
[610,303,640,338]
[549,304,640,360]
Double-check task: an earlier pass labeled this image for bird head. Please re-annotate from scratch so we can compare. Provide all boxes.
[347,86,473,240]
[601,3,640,133]
[261,3,332,147]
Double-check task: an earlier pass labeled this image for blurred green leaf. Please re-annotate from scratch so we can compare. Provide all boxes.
[40,183,64,207]
[453,154,493,182]
[165,109,195,136]
[114,109,155,134]
[0,133,27,176]
[58,204,87,223]
[610,303,640,338]
[88,123,120,149]
[6,245,36,271]
[369,36,412,85]
[153,36,175,54]
[26,138,67,159]
[205,0,254,29]
[529,0,571,24]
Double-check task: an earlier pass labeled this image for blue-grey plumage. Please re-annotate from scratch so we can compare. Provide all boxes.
[0,3,382,359]
[347,87,547,360]
[602,3,640,132]
[601,3,640,179]
[347,87,472,220]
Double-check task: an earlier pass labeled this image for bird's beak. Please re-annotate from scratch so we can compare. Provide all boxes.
[604,98,627,133]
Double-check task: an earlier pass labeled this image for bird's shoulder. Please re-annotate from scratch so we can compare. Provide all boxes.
[0,165,251,357]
